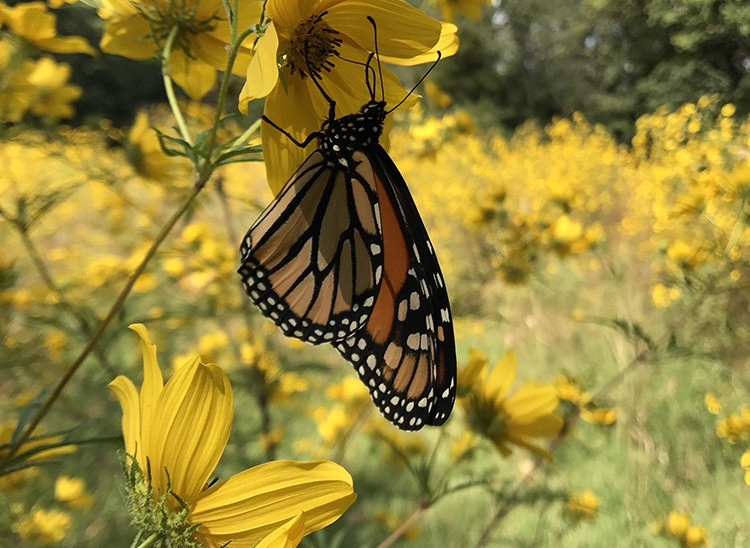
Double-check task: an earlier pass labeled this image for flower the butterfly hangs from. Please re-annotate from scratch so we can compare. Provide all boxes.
[238,17,456,430]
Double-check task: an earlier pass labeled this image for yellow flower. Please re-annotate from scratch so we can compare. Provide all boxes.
[239,0,458,193]
[565,489,599,518]
[109,324,356,547]
[97,0,263,100]
[125,111,186,181]
[12,507,71,545]
[55,476,94,509]
[460,350,563,459]
[685,525,709,547]
[703,392,722,415]
[2,2,94,54]
[665,511,690,537]
[437,0,489,22]
[580,407,618,426]
[26,57,82,120]
[741,450,750,487]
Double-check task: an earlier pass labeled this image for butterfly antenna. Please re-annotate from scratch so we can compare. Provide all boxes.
[365,52,376,100]
[304,40,336,121]
[366,16,386,101]
[386,51,442,114]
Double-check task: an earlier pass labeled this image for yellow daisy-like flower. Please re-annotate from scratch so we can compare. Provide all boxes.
[97,0,263,100]
[239,0,459,193]
[565,489,599,518]
[26,57,82,120]
[460,350,563,459]
[125,111,187,181]
[1,2,94,55]
[110,324,356,547]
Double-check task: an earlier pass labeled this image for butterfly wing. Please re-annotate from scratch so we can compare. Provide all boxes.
[335,146,457,430]
[239,151,384,344]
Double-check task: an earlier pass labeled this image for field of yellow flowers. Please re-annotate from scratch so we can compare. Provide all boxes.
[2,1,749,547]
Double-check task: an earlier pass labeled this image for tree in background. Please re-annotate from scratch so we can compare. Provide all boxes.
[433,0,750,139]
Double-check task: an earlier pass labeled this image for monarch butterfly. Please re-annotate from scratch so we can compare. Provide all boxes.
[238,19,456,430]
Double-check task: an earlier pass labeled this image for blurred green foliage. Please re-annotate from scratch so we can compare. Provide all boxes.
[432,0,750,139]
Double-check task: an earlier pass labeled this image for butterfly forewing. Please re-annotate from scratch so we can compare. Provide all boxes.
[239,151,384,344]
[335,147,457,430]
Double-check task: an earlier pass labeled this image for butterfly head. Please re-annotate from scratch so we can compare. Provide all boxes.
[318,100,387,166]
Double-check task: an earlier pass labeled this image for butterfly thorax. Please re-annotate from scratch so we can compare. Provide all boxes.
[318,100,387,167]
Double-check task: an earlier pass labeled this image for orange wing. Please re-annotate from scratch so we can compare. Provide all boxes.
[239,151,384,344]
[335,147,456,430]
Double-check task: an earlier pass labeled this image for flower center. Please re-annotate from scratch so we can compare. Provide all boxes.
[286,13,342,79]
[137,0,218,58]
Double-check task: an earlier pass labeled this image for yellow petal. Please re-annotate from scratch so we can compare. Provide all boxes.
[382,22,459,66]
[34,36,96,56]
[148,357,233,502]
[485,350,516,404]
[100,16,156,59]
[322,0,441,59]
[325,40,415,111]
[239,22,280,111]
[508,414,563,437]
[261,76,322,194]
[127,324,163,438]
[4,2,56,40]
[505,382,559,423]
[504,434,554,460]
[255,514,305,548]
[108,375,140,459]
[267,0,319,32]
[168,50,217,100]
[190,460,356,547]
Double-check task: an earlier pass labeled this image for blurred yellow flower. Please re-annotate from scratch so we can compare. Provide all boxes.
[556,375,618,425]
[436,0,488,22]
[665,511,690,537]
[685,525,709,547]
[126,111,186,181]
[565,489,599,518]
[651,283,682,308]
[25,57,82,119]
[55,476,94,509]
[97,0,263,100]
[703,392,722,415]
[2,2,94,54]
[109,324,357,547]
[741,450,750,487]
[12,507,71,545]
[239,0,458,192]
[460,350,563,459]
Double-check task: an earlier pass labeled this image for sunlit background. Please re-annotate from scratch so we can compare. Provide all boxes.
[2,0,749,546]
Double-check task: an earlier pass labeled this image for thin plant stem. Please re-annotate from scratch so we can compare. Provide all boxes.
[0,183,205,472]
[473,346,652,548]
[374,504,428,548]
[134,533,160,548]
[203,26,256,168]
[162,26,193,146]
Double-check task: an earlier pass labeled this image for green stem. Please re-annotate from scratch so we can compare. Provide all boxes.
[0,183,205,473]
[162,26,193,146]
[228,117,262,152]
[203,26,256,174]
[374,504,428,548]
[134,533,160,548]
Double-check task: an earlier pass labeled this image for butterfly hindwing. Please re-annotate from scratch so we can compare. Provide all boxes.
[239,151,384,344]
[335,146,457,430]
